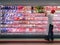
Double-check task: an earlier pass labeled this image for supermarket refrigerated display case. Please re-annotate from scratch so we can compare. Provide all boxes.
[0,6,48,38]
[0,5,60,38]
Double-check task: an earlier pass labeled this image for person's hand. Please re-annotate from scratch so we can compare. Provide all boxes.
[44,11,47,16]
[45,12,47,16]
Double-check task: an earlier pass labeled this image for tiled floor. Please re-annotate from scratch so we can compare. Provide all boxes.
[0,39,60,45]
[0,43,60,45]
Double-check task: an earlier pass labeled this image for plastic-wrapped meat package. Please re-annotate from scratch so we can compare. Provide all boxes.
[0,17,2,24]
[4,10,15,24]
[14,13,24,20]
[1,28,7,33]
[25,28,36,32]
[7,28,26,33]
[16,28,26,32]
[53,16,60,32]
[35,28,46,32]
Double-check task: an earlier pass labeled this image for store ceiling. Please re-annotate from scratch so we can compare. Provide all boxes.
[0,0,60,6]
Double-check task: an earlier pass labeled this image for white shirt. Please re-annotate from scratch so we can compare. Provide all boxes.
[47,13,54,25]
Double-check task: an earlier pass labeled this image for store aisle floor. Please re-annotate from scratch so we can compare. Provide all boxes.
[0,43,60,45]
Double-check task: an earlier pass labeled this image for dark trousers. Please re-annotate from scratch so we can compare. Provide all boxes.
[48,24,54,41]
[45,24,54,41]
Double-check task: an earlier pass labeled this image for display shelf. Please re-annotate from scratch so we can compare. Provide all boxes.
[0,6,60,36]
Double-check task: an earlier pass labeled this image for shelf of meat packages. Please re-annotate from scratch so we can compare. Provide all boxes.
[0,6,60,35]
[0,11,48,35]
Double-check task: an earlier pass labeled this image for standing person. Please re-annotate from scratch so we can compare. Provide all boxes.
[45,9,55,42]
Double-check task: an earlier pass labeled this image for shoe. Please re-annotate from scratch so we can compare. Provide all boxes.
[45,38,49,41]
[51,38,54,42]
[51,39,54,42]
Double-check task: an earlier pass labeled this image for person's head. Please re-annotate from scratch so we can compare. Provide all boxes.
[51,9,55,14]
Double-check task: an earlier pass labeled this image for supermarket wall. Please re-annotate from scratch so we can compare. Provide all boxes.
[0,0,60,6]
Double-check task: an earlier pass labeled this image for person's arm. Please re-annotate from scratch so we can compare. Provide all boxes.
[44,11,47,16]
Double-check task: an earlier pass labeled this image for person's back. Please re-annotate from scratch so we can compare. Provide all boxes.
[48,13,54,25]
